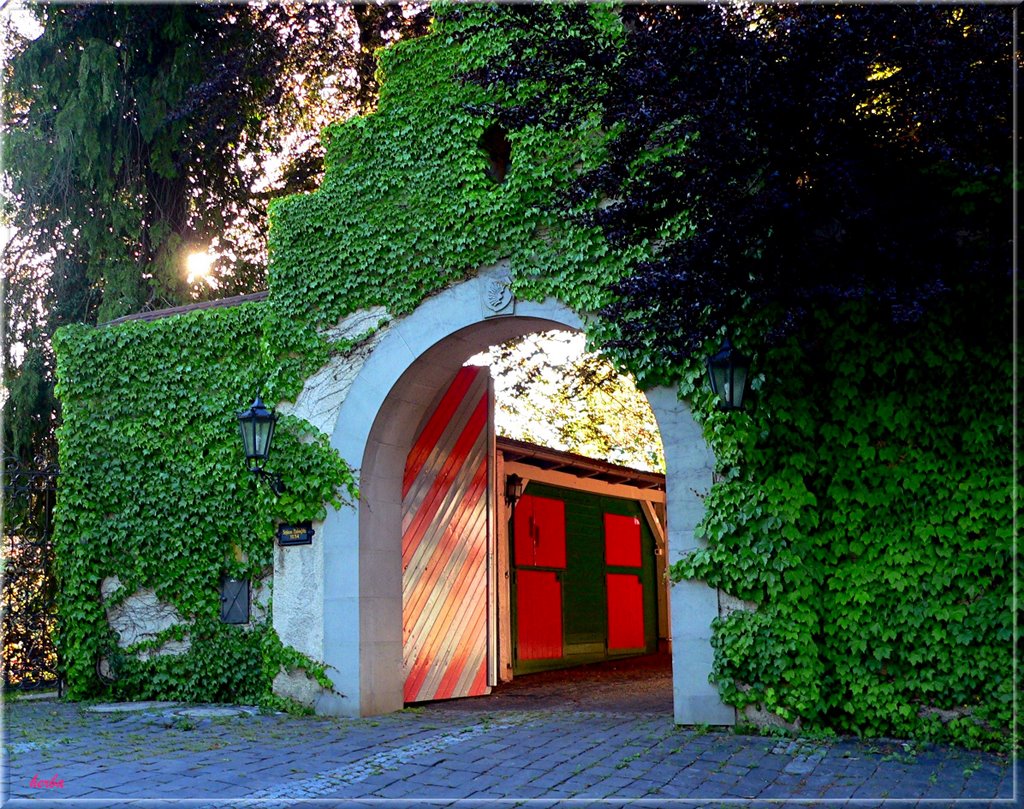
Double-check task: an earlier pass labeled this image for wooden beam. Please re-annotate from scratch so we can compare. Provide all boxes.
[502,461,666,505]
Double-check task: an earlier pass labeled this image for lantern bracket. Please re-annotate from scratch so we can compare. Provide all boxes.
[252,467,285,496]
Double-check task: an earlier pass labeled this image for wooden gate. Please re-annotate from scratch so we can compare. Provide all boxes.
[509,482,659,674]
[401,366,492,702]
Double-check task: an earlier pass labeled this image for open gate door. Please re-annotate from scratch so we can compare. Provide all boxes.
[401,365,493,703]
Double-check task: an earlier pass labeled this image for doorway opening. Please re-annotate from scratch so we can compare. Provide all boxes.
[315,268,725,722]
[401,327,669,704]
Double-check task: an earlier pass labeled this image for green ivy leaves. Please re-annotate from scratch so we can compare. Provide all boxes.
[52,3,1012,749]
[264,4,632,388]
[675,297,1012,750]
[53,303,354,704]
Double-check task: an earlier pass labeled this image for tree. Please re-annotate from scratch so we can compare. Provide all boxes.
[476,331,664,473]
[1,2,429,459]
[461,4,1013,372]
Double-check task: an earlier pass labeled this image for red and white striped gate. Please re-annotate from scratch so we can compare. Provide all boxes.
[401,365,493,703]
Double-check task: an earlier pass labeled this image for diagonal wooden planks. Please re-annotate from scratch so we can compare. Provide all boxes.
[401,366,491,703]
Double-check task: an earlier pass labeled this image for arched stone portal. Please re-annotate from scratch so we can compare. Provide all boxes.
[276,266,733,725]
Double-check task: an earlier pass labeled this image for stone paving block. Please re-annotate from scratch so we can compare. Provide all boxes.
[357,771,409,789]
[405,766,462,787]
[497,783,555,798]
[744,761,788,781]
[731,776,774,798]
[966,769,1007,792]
[3,701,1015,806]
[594,774,636,791]
[583,763,622,780]
[360,780,423,798]
[127,781,185,798]
[647,781,691,798]
[560,775,606,794]
[896,777,942,797]
[850,783,900,801]
[522,771,574,790]
[67,769,127,789]
[441,757,492,775]
[201,777,261,796]
[773,770,816,788]
[624,774,668,793]
[758,781,812,799]
[716,761,756,777]
[411,752,451,766]
[493,772,548,790]
[801,773,846,793]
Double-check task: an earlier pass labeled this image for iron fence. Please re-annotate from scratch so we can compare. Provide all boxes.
[2,455,60,692]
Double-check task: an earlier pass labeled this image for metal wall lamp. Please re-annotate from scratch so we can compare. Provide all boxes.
[237,396,285,495]
[706,336,751,411]
[504,473,524,508]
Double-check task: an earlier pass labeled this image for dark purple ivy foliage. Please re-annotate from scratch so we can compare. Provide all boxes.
[454,4,1013,366]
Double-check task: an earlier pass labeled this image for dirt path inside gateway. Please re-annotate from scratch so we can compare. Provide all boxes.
[421,652,674,714]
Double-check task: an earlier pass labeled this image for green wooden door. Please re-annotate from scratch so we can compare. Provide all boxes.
[511,481,657,675]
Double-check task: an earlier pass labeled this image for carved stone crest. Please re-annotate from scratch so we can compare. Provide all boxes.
[481,271,515,317]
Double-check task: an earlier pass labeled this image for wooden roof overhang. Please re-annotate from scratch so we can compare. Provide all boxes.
[496,436,665,492]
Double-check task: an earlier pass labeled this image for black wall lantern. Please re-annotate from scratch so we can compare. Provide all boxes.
[237,396,284,494]
[504,473,524,509]
[706,337,751,411]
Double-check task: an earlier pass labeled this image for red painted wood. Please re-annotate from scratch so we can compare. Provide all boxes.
[512,498,533,567]
[516,569,563,660]
[405,528,486,701]
[604,513,642,568]
[513,494,566,569]
[402,366,478,498]
[403,459,487,699]
[606,573,645,650]
[432,585,488,700]
[402,428,487,598]
[469,654,489,695]
[401,394,487,571]
[404,471,487,701]
[401,365,491,703]
[403,459,488,652]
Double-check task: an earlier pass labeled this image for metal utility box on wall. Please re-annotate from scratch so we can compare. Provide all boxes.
[509,482,660,675]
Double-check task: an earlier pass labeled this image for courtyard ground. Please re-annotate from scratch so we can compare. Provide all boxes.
[1,655,1015,807]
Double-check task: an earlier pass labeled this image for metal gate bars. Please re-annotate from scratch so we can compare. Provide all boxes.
[2,455,60,692]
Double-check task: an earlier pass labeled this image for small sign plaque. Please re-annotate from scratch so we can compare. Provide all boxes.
[277,521,314,547]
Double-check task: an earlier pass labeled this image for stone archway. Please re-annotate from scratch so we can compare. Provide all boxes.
[277,265,732,724]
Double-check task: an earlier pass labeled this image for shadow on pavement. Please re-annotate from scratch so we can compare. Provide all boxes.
[419,651,674,714]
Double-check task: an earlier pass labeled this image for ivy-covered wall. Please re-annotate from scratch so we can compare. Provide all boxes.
[52,0,625,712]
[53,304,353,706]
[676,297,1012,750]
[52,2,1011,746]
[262,3,642,389]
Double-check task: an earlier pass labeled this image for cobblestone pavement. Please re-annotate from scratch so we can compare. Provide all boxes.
[1,698,1016,808]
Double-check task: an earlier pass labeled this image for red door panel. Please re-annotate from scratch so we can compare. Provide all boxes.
[512,499,534,567]
[513,494,566,568]
[604,513,642,567]
[516,569,563,660]
[606,573,644,650]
